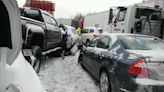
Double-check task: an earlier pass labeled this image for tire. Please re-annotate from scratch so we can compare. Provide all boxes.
[100,71,111,92]
[26,46,42,73]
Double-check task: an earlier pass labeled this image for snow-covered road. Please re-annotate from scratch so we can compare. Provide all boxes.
[39,51,99,92]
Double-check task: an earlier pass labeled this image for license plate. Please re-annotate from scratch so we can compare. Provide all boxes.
[22,49,32,56]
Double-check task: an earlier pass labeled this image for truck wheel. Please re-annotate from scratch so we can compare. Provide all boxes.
[26,46,42,73]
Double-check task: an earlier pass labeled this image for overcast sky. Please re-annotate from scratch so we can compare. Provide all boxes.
[17,0,143,18]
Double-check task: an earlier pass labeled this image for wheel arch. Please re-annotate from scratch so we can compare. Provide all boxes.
[24,25,44,49]
[99,66,112,92]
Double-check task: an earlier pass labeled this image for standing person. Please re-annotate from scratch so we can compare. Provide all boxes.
[76,27,81,35]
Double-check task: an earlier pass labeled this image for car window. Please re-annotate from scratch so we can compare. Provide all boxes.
[42,13,52,24]
[20,9,43,22]
[135,8,161,20]
[120,35,164,50]
[50,17,58,26]
[89,37,100,47]
[81,29,89,33]
[89,29,94,33]
[96,36,111,49]
[117,9,127,21]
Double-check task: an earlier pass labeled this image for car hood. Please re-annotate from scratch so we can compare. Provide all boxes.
[126,50,164,62]
[2,0,22,65]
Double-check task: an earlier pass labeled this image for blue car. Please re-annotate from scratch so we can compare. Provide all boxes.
[78,33,164,92]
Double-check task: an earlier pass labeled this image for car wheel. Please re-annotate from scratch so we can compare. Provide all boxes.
[100,71,111,92]
[26,46,42,73]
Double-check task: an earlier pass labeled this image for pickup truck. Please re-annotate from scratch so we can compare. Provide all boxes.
[20,7,66,73]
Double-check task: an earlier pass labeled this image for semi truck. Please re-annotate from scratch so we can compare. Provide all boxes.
[106,5,163,38]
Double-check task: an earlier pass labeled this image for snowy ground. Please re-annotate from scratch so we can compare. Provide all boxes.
[38,51,100,92]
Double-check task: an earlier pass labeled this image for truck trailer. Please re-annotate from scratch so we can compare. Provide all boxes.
[84,8,118,28]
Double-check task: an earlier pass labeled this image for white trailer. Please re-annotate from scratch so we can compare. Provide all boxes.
[84,9,118,28]
[57,18,72,26]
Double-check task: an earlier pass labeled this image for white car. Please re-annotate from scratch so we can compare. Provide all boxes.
[81,27,103,45]
[0,0,42,92]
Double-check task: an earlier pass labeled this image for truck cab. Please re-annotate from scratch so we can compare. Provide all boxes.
[111,5,162,38]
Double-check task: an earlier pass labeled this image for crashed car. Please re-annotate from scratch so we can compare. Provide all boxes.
[0,0,42,92]
[79,33,164,92]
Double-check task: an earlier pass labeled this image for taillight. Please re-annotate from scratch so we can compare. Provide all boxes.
[127,59,148,78]
[93,34,98,38]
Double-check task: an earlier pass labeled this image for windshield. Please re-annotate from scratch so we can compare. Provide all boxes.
[135,8,161,20]
[120,35,164,50]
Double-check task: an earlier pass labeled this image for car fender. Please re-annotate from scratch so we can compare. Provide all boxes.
[24,24,44,48]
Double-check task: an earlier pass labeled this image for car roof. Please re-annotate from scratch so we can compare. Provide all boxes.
[21,7,54,17]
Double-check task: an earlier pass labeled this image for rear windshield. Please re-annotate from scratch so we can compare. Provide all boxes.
[20,8,43,22]
[135,8,161,20]
[119,36,164,50]
[81,29,94,33]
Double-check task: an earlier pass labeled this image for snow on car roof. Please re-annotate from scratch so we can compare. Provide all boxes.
[102,33,158,38]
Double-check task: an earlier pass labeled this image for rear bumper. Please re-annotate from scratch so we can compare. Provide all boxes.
[118,78,164,92]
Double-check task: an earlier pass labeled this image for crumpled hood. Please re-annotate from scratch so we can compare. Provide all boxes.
[127,50,164,62]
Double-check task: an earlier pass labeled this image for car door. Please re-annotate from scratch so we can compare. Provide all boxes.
[113,8,127,33]
[82,38,100,71]
[42,13,61,49]
[90,36,111,76]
